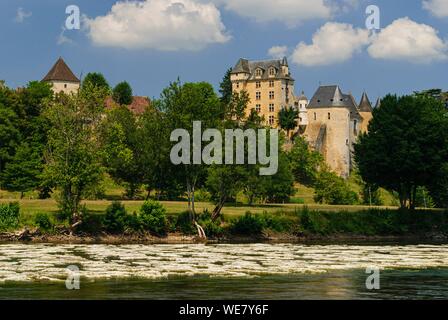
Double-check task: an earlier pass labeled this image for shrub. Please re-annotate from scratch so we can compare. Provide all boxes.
[176,211,196,235]
[103,201,129,233]
[197,210,224,237]
[0,202,20,231]
[139,200,168,235]
[261,212,295,233]
[34,213,54,232]
[314,171,359,205]
[229,212,265,235]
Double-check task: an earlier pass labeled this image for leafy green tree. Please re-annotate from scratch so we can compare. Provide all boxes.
[0,102,20,175]
[0,143,41,198]
[219,68,233,106]
[100,106,142,199]
[159,81,221,226]
[278,106,298,140]
[287,136,323,186]
[83,72,110,91]
[354,94,448,209]
[314,170,359,205]
[42,84,107,229]
[112,81,133,105]
[259,153,295,203]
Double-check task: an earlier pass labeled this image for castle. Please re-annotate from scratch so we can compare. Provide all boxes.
[231,57,375,178]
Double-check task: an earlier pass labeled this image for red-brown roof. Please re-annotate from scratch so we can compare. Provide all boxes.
[105,96,151,114]
[43,57,80,83]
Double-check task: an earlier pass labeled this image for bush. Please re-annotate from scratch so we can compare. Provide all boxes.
[0,202,20,231]
[34,213,54,232]
[261,212,295,233]
[229,212,265,235]
[314,171,359,205]
[103,201,129,233]
[139,200,168,235]
[197,210,224,237]
[176,211,196,234]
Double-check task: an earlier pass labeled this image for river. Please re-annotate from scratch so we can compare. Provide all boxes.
[0,243,447,299]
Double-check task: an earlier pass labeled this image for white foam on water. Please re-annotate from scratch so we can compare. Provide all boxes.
[0,243,447,282]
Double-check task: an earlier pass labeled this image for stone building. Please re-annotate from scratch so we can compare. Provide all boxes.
[304,85,373,178]
[230,57,295,126]
[42,57,80,94]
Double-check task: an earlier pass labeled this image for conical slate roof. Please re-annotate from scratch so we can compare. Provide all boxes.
[42,57,80,83]
[358,92,373,112]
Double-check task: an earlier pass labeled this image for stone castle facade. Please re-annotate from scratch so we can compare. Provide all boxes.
[231,57,375,178]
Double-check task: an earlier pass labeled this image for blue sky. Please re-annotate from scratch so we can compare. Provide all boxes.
[1,0,448,102]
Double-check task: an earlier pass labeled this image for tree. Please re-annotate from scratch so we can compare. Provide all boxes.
[0,142,41,198]
[100,105,143,199]
[0,102,20,175]
[112,81,133,105]
[83,73,110,91]
[287,136,323,186]
[219,68,233,106]
[159,81,221,228]
[278,106,298,140]
[314,170,359,205]
[354,94,448,209]
[42,84,107,230]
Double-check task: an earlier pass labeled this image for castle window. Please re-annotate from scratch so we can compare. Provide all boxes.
[256,81,261,88]
[64,84,67,89]
[269,68,276,76]
[256,104,261,113]
[269,91,275,100]
[255,69,263,77]
[256,92,261,100]
[269,80,275,87]
[236,82,240,89]
[354,120,358,135]
[314,112,317,120]
[269,115,275,125]
[328,112,331,120]
[269,104,275,112]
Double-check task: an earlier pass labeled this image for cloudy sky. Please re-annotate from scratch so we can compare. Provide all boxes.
[1,0,448,101]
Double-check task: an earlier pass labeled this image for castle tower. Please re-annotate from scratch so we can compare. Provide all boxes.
[304,85,361,178]
[358,92,373,133]
[42,57,80,94]
[230,57,295,127]
[294,91,309,130]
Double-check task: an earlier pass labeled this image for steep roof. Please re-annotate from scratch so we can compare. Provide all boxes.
[42,57,80,83]
[296,90,308,101]
[358,92,373,112]
[308,85,362,118]
[231,57,293,81]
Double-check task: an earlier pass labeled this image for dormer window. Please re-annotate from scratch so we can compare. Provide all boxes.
[255,69,263,77]
[269,67,276,76]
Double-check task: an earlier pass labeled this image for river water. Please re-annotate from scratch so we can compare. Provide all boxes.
[0,243,447,299]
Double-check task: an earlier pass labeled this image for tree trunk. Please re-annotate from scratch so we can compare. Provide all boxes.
[212,196,226,222]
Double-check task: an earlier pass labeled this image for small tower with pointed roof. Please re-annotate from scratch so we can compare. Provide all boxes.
[42,57,80,94]
[358,92,373,133]
[294,91,309,129]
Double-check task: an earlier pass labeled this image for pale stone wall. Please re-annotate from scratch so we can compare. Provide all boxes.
[305,108,351,178]
[359,112,373,133]
[49,81,80,95]
[231,75,295,127]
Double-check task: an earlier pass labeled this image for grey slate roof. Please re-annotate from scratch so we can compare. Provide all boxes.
[231,57,293,81]
[308,85,362,118]
[296,90,308,101]
[358,92,373,112]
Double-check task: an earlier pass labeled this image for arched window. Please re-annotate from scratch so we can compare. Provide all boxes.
[328,112,331,120]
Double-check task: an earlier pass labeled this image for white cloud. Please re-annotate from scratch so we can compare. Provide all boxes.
[368,17,448,63]
[423,0,448,18]
[268,46,288,59]
[57,27,74,45]
[85,0,230,51]
[210,0,331,26]
[15,7,32,23]
[291,22,370,66]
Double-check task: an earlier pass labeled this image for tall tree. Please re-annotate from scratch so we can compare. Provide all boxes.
[278,106,299,141]
[42,84,107,230]
[83,72,110,91]
[219,68,233,106]
[354,94,448,209]
[112,81,133,105]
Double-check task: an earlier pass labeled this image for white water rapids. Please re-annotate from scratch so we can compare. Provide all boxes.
[0,243,447,282]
